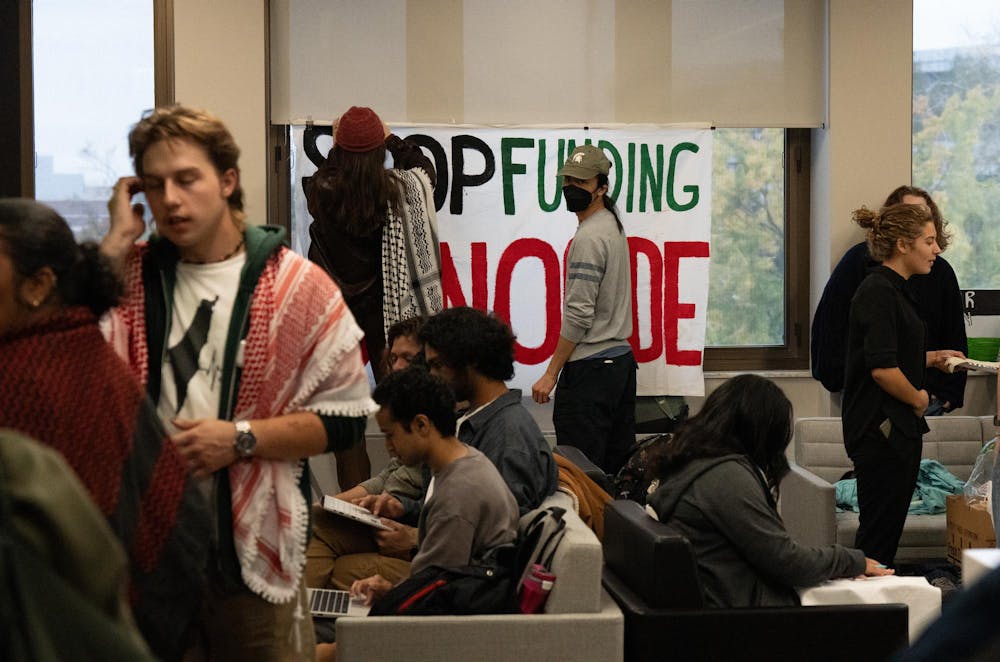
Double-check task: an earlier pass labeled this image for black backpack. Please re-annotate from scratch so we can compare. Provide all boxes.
[612,434,673,504]
[369,506,568,616]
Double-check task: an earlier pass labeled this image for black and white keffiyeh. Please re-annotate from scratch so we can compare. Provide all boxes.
[381,168,444,334]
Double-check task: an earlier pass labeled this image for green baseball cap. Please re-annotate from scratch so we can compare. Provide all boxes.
[557,144,612,179]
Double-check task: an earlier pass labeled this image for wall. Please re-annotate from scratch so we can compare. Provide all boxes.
[172,0,268,225]
[810,0,911,417]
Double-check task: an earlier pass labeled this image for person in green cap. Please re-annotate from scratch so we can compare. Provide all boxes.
[531,143,636,475]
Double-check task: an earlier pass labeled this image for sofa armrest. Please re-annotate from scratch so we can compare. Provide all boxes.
[779,462,837,548]
[336,594,624,662]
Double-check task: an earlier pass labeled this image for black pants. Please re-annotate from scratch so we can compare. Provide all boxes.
[553,351,637,475]
[851,433,922,566]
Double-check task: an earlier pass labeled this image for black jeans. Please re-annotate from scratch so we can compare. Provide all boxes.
[553,351,637,475]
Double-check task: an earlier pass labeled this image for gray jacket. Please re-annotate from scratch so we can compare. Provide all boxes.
[647,454,865,607]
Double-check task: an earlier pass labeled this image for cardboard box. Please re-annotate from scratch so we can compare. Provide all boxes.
[946,494,997,565]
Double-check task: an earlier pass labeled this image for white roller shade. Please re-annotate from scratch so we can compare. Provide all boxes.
[271,0,825,128]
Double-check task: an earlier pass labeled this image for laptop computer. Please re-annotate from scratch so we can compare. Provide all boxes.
[308,588,370,618]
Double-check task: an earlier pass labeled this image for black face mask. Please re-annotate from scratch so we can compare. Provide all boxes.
[563,185,594,213]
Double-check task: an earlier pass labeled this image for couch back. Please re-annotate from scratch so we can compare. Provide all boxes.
[793,416,989,484]
[602,500,704,610]
[531,490,605,614]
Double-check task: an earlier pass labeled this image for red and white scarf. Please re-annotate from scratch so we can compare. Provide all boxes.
[105,244,375,603]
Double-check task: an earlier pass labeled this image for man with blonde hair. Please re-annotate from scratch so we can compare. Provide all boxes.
[101,105,375,659]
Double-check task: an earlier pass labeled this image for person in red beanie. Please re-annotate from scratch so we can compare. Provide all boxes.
[305,107,444,485]
[307,107,442,383]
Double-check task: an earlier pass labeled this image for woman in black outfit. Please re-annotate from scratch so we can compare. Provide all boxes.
[842,202,964,566]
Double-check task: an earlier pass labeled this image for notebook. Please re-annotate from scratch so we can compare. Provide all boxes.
[321,496,392,530]
[945,357,999,374]
[308,588,370,618]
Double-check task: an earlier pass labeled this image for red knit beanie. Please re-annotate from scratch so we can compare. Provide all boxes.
[335,106,384,152]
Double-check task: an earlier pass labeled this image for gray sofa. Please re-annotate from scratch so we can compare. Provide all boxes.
[781,416,993,561]
[335,490,624,662]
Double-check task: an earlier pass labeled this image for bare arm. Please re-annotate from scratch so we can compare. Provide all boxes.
[172,411,328,478]
[870,367,928,418]
[101,176,147,277]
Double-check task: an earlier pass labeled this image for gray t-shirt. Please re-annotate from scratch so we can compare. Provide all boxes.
[411,446,519,574]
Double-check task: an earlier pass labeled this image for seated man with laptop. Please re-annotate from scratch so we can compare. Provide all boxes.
[314,367,519,661]
[305,316,427,591]
[307,308,557,593]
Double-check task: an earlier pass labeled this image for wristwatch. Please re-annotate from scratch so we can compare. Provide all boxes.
[234,420,257,458]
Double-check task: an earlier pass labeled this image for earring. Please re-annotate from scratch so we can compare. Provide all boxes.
[31,300,40,308]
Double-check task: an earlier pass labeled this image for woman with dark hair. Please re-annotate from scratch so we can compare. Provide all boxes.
[647,374,891,608]
[0,198,210,661]
[305,106,442,382]
[531,144,636,475]
[843,203,963,567]
[306,106,443,489]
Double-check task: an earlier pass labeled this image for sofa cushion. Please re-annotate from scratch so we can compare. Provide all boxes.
[794,416,986,484]
[794,418,854,484]
[834,512,947,549]
[920,417,987,481]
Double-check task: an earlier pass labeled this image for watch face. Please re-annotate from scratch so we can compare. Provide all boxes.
[235,429,256,456]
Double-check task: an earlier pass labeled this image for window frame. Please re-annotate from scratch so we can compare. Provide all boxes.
[703,128,811,371]
[1,0,33,197]
[5,0,173,199]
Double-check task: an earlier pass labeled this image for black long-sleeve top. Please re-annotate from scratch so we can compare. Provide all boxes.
[812,242,967,409]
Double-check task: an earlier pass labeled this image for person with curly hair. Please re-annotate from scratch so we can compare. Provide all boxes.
[419,306,558,514]
[843,202,964,566]
[812,186,967,414]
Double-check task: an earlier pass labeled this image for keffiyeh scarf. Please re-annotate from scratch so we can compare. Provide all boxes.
[106,245,375,604]
[382,167,444,336]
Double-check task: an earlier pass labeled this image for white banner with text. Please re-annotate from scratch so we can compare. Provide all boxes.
[294,126,713,396]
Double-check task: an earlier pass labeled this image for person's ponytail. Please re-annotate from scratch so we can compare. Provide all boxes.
[63,242,122,316]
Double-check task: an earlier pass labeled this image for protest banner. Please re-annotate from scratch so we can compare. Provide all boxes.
[294,125,713,395]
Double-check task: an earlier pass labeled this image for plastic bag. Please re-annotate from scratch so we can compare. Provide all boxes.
[963,437,997,504]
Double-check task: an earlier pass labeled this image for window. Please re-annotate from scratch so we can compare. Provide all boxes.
[27,0,167,240]
[913,0,1000,289]
[704,128,810,370]
[914,0,1000,362]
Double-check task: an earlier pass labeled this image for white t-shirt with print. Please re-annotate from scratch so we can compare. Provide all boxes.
[157,254,245,427]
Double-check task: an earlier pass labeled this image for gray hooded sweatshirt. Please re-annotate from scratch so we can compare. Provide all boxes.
[647,454,865,607]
